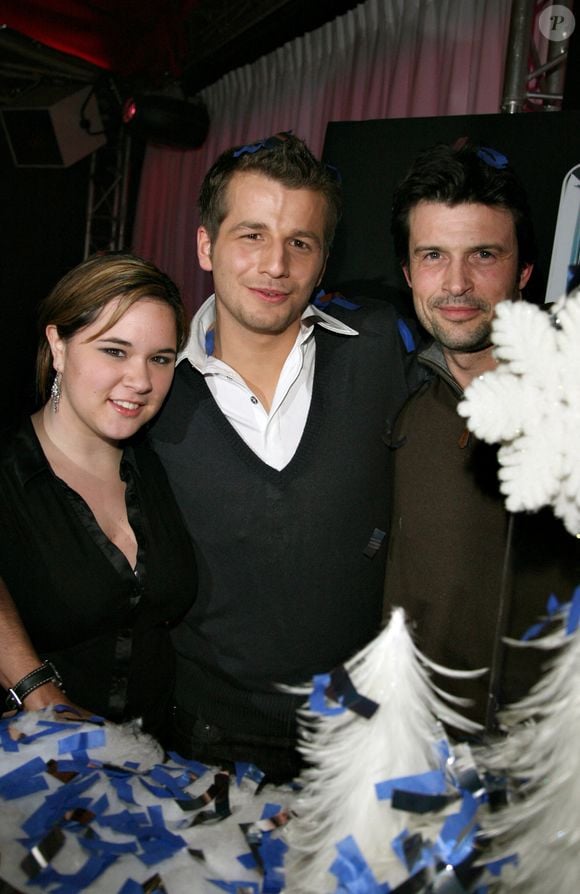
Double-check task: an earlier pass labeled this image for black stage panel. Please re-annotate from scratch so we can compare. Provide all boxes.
[321,112,580,308]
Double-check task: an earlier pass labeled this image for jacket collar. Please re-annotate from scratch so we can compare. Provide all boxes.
[419,340,463,396]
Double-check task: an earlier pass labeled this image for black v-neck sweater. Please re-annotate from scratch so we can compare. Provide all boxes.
[149,299,418,740]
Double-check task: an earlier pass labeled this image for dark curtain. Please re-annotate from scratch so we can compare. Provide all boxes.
[0,131,90,424]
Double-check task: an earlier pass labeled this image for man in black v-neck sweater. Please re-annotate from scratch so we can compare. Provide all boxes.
[149,135,420,781]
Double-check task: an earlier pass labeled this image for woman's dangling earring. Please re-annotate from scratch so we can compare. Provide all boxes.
[50,371,62,413]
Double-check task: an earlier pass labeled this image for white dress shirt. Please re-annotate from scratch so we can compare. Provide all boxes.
[178,295,358,470]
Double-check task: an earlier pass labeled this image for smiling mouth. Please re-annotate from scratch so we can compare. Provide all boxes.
[110,399,144,416]
[437,305,483,320]
[249,287,289,302]
[112,399,140,409]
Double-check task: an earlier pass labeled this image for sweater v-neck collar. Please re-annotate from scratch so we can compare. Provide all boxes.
[185,326,345,481]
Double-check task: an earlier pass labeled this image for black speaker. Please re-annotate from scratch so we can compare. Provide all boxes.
[122,94,210,148]
[0,85,106,168]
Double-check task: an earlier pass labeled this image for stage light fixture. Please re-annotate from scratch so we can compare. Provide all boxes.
[121,93,209,148]
[0,85,106,168]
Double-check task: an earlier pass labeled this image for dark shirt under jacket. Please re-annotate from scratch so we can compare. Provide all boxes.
[0,417,196,740]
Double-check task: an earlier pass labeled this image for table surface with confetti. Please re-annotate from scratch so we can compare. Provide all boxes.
[0,708,294,894]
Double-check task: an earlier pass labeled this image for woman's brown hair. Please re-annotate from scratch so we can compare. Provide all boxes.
[36,253,188,401]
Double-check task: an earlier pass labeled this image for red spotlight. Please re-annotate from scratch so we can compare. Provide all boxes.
[122,98,138,124]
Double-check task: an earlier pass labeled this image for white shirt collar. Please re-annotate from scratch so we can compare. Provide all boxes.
[179,294,358,371]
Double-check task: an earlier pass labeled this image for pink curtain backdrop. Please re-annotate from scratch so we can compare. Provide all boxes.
[132,0,513,313]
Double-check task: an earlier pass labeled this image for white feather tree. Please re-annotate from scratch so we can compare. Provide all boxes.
[477,598,580,894]
[284,607,484,893]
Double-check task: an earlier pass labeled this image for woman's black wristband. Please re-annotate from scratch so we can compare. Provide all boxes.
[5,660,64,711]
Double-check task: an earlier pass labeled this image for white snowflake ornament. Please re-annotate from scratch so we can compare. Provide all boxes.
[458,293,580,537]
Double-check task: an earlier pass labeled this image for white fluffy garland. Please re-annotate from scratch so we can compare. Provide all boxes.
[458,291,580,537]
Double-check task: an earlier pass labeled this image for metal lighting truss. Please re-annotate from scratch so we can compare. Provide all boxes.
[83,127,131,257]
[502,0,575,113]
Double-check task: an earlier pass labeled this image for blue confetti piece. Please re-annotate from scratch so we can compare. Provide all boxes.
[149,765,192,796]
[137,838,186,867]
[330,836,390,893]
[52,758,89,774]
[124,804,187,866]
[233,140,268,157]
[147,805,164,825]
[261,803,282,820]
[521,621,546,642]
[309,673,346,716]
[309,666,379,720]
[232,131,293,159]
[390,828,409,865]
[80,835,139,856]
[390,828,433,875]
[325,162,342,183]
[58,729,106,754]
[521,592,562,638]
[53,705,105,723]
[22,779,98,839]
[237,851,257,869]
[566,585,580,634]
[376,769,447,801]
[397,318,415,353]
[205,328,215,356]
[101,764,138,778]
[108,775,137,805]
[118,881,145,894]
[21,722,79,745]
[89,793,109,818]
[327,666,378,719]
[476,146,509,169]
[330,295,360,310]
[435,791,479,866]
[167,751,209,779]
[484,853,518,877]
[97,809,149,834]
[235,762,265,786]
[261,836,287,892]
[0,756,48,800]
[140,779,182,800]
[37,717,83,729]
[521,589,580,640]
[311,288,360,310]
[435,736,451,765]
[311,288,328,307]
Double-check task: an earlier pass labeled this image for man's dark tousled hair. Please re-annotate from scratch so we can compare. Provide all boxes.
[198,134,342,252]
[391,142,537,269]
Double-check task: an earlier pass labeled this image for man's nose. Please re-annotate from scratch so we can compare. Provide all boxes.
[259,241,289,278]
[443,257,473,296]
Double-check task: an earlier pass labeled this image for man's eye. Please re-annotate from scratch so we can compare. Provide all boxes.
[476,250,495,260]
[292,239,310,250]
[424,251,440,260]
